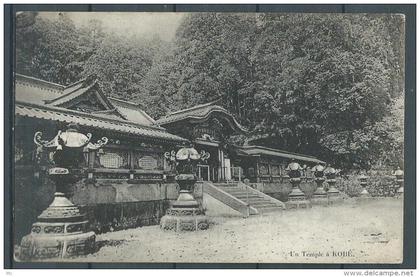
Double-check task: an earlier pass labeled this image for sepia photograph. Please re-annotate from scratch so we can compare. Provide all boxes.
[6,6,412,267]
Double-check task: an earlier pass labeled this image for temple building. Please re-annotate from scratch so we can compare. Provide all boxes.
[13,73,324,242]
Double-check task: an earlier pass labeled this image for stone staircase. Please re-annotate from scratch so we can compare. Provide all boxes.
[203,181,285,217]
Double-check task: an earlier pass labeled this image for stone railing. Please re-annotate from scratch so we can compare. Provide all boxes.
[203,182,258,217]
[237,182,286,209]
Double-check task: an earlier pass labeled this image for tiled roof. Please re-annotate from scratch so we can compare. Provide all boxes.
[15,74,65,105]
[237,145,325,164]
[44,80,92,106]
[156,102,247,132]
[14,74,155,127]
[109,97,156,126]
[15,102,188,143]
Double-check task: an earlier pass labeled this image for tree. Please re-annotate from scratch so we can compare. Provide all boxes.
[144,13,404,169]
[16,13,83,84]
[15,12,404,169]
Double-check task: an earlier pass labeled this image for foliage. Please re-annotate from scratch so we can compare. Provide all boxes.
[16,13,82,84]
[142,13,404,169]
[15,13,405,169]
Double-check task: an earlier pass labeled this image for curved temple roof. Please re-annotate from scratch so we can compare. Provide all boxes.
[236,145,325,164]
[156,102,248,133]
[15,101,188,143]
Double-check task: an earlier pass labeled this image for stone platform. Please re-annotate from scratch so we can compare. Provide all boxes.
[310,195,329,206]
[160,207,209,232]
[18,226,95,260]
[327,191,345,204]
[285,187,311,209]
[16,193,96,261]
[160,188,209,232]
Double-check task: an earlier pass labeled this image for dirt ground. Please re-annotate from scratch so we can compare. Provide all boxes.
[67,197,403,264]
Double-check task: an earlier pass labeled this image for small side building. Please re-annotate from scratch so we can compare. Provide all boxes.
[156,102,324,182]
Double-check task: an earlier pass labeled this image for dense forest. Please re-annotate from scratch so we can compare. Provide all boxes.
[15,12,405,170]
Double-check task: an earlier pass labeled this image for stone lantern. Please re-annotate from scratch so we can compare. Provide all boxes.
[359,171,370,197]
[160,146,210,231]
[16,124,108,261]
[324,165,340,203]
[311,163,328,206]
[285,160,311,209]
[393,167,404,197]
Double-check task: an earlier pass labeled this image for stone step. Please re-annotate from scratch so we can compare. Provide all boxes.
[234,195,264,200]
[256,206,284,213]
[216,187,242,190]
[221,188,253,192]
[238,198,271,203]
[210,182,285,214]
[249,202,279,208]
[229,193,261,198]
[215,184,238,188]
[220,187,258,192]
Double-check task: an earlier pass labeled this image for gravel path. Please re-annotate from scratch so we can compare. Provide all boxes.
[66,198,403,263]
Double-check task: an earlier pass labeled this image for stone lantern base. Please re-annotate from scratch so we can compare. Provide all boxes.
[311,178,328,206]
[326,180,343,204]
[160,174,209,232]
[396,187,404,199]
[285,179,311,209]
[160,190,209,231]
[396,180,404,199]
[16,192,96,261]
[355,190,372,204]
[311,188,329,206]
[359,187,371,198]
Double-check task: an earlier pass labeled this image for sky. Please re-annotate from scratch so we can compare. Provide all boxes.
[39,12,186,41]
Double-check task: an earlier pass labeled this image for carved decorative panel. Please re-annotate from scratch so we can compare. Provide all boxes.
[193,126,218,141]
[134,152,163,170]
[271,164,281,176]
[99,153,123,168]
[138,155,158,170]
[259,164,269,175]
[98,149,129,169]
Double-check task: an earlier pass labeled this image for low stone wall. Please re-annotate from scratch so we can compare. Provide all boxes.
[253,173,400,201]
[336,174,400,197]
[13,173,181,245]
[80,200,170,234]
[255,180,316,202]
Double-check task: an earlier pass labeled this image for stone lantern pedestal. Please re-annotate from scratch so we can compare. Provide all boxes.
[359,173,370,198]
[394,167,404,198]
[310,163,328,206]
[326,178,342,204]
[160,147,210,232]
[18,170,96,260]
[396,179,404,198]
[160,174,208,231]
[324,165,343,204]
[286,177,311,209]
[285,161,311,209]
[311,177,328,206]
[16,125,108,261]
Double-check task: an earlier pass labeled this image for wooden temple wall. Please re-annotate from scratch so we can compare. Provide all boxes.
[13,117,195,244]
[239,156,319,202]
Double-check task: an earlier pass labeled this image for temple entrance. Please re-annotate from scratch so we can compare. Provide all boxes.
[195,143,243,182]
[196,142,219,182]
[197,164,210,181]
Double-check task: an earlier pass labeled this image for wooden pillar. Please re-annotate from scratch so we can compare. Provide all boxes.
[88,151,96,169]
[256,159,260,183]
[217,147,225,182]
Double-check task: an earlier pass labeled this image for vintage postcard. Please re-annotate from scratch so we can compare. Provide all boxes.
[10,10,406,264]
